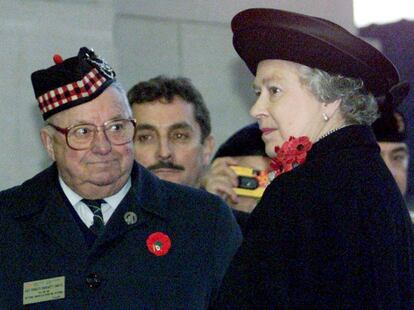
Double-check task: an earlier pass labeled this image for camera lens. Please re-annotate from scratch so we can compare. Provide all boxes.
[238,176,259,189]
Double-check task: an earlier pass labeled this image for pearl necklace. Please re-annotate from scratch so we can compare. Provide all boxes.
[316,124,348,143]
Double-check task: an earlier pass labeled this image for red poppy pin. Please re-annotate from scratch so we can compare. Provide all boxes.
[270,136,312,177]
[146,232,171,256]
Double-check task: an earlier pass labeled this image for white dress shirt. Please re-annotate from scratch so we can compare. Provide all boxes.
[59,177,131,228]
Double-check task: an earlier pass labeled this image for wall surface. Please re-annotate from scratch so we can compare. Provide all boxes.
[0,0,354,190]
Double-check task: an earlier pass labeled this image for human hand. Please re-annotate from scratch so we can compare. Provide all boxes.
[200,157,240,205]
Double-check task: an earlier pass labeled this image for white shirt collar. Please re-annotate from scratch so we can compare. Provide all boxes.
[59,177,131,227]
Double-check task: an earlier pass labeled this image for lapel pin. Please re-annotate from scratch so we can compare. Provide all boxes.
[124,211,137,225]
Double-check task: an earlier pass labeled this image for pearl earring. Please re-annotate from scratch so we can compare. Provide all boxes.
[322,113,329,121]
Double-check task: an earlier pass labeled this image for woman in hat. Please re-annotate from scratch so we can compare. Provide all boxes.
[212,8,414,309]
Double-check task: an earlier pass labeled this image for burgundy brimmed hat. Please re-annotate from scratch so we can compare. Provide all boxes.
[231,8,409,105]
[31,47,116,120]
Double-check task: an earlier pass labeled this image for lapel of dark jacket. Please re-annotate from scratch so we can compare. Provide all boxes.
[11,164,88,256]
[91,162,169,251]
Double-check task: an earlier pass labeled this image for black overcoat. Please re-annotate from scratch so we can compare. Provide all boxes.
[0,162,242,309]
[213,125,414,309]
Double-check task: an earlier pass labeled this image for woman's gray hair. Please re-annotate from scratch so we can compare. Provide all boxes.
[298,65,379,125]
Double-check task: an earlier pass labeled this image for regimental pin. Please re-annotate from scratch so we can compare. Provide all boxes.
[124,211,138,225]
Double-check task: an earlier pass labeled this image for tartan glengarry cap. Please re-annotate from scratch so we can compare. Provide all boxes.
[231,8,409,105]
[31,47,116,120]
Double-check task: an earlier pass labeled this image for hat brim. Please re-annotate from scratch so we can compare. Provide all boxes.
[232,8,400,97]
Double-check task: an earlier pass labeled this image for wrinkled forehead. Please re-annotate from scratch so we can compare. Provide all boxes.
[254,59,302,86]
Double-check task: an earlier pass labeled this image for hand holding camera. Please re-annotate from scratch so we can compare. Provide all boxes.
[201,157,269,208]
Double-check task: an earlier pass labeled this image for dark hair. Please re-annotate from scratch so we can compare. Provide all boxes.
[213,123,266,160]
[127,75,211,143]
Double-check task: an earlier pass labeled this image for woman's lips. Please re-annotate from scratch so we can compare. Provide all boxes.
[261,128,277,136]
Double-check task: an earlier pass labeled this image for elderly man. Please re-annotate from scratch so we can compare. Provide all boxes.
[128,76,214,187]
[0,47,241,309]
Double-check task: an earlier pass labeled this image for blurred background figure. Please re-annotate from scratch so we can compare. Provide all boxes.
[372,104,414,221]
[201,123,270,214]
[359,18,414,203]
[128,76,215,187]
[373,109,409,195]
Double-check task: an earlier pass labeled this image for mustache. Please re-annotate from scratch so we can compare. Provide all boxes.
[148,161,185,171]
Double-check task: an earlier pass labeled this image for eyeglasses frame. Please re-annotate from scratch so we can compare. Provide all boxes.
[47,118,137,150]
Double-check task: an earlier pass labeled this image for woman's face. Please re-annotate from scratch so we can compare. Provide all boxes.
[250,59,325,157]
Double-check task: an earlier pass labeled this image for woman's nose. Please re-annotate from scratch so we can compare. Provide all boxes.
[250,93,267,119]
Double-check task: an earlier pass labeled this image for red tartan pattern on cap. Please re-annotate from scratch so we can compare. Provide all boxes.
[37,68,107,114]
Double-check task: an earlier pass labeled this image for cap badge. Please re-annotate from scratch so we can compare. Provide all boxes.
[83,48,115,79]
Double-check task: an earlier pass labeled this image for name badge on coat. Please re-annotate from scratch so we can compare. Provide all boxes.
[23,276,65,305]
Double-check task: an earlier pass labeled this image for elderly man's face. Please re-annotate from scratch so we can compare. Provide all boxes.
[40,86,135,199]
[379,141,409,195]
[132,96,214,187]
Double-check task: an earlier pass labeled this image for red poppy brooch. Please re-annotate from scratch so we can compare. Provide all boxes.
[146,232,171,256]
[270,136,312,178]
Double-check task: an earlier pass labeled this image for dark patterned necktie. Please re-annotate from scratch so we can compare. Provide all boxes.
[82,199,106,235]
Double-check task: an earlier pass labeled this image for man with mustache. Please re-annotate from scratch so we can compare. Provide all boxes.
[128,75,215,187]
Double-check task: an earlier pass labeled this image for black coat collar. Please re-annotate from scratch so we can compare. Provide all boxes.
[4,161,170,254]
[307,124,380,162]
[8,161,169,221]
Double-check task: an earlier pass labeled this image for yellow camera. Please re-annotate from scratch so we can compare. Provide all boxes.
[230,165,269,199]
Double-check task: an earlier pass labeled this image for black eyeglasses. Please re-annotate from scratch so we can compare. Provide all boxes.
[48,118,136,150]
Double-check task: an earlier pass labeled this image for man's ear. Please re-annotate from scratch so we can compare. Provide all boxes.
[202,135,215,166]
[40,128,56,161]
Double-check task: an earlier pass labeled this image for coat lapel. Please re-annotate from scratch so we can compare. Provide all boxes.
[92,163,168,251]
[36,187,88,255]
[11,165,88,256]
[14,163,168,257]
